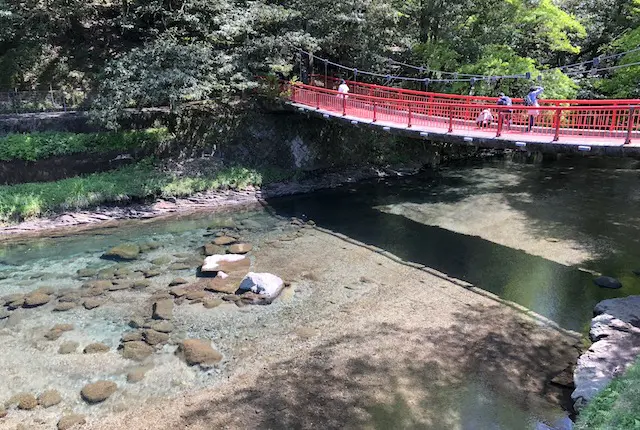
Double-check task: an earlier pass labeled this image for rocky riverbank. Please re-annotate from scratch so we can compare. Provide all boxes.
[0,163,421,239]
[572,295,640,410]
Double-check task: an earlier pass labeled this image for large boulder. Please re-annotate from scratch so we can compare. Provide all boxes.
[81,380,117,404]
[572,295,640,410]
[238,272,284,300]
[176,339,223,367]
[201,254,249,273]
[103,243,141,261]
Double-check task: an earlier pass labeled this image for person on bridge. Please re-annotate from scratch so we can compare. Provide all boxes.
[525,86,544,132]
[337,79,350,97]
[476,108,494,128]
[497,92,513,129]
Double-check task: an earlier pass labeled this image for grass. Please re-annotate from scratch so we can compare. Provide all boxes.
[0,160,295,222]
[0,129,170,162]
[576,357,640,430]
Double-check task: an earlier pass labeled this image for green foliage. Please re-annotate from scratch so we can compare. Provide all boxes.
[595,27,640,98]
[0,129,170,162]
[0,160,280,222]
[576,357,640,430]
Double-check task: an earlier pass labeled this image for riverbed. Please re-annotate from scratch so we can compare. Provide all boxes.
[1,156,639,429]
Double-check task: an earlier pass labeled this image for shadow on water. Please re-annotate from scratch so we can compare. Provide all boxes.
[266,160,640,332]
[179,304,574,429]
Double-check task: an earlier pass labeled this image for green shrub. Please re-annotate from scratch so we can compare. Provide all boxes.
[0,160,280,222]
[0,129,171,162]
[576,357,640,430]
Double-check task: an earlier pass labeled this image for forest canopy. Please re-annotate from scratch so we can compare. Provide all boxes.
[1,0,638,119]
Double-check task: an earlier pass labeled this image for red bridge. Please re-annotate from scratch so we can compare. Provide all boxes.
[286,76,640,156]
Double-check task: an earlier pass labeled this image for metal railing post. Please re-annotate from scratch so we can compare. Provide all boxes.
[407,104,412,128]
[553,109,562,142]
[373,101,377,122]
[496,112,503,137]
[448,106,454,133]
[291,85,297,103]
[342,95,347,116]
[315,91,320,109]
[625,106,635,145]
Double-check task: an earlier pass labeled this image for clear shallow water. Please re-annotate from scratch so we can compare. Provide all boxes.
[2,157,639,428]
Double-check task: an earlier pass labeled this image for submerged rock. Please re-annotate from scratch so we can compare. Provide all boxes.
[0,309,9,320]
[81,381,117,404]
[127,368,148,383]
[0,405,6,418]
[83,298,104,310]
[103,243,141,261]
[202,243,224,256]
[169,278,188,286]
[176,339,223,367]
[149,321,174,333]
[53,302,76,312]
[152,299,173,320]
[151,256,172,266]
[238,272,284,300]
[228,243,253,254]
[57,414,86,430]
[83,343,110,354]
[120,341,154,361]
[13,393,38,410]
[59,341,79,354]
[38,390,63,408]
[213,236,237,246]
[23,292,51,308]
[143,329,169,346]
[122,331,144,342]
[593,276,622,289]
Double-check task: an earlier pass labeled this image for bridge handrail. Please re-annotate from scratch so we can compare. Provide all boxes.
[288,82,639,144]
[292,82,636,112]
[311,75,640,107]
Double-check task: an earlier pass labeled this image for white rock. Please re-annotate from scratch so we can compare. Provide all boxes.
[238,272,284,299]
[201,254,246,272]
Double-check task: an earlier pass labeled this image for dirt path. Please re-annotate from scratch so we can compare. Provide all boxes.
[78,228,581,430]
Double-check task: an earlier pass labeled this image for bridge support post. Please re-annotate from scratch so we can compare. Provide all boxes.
[625,106,635,145]
[496,112,503,137]
[553,109,562,142]
[342,95,347,116]
[407,104,412,128]
[315,91,320,109]
[373,102,377,122]
[448,107,453,133]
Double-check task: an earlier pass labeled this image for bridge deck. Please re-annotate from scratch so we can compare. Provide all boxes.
[288,83,640,156]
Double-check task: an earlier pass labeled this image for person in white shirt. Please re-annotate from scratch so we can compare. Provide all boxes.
[337,79,350,97]
[475,108,493,128]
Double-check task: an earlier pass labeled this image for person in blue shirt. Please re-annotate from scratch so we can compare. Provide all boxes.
[525,86,544,132]
[497,92,513,128]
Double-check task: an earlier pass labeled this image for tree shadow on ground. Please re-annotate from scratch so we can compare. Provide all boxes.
[179,304,577,429]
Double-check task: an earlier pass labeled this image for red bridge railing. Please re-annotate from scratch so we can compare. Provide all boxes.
[311,75,640,108]
[289,82,639,144]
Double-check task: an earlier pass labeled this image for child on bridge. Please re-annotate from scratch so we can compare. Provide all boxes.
[476,108,494,128]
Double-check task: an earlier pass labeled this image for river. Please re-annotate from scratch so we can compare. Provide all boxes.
[1,155,638,429]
